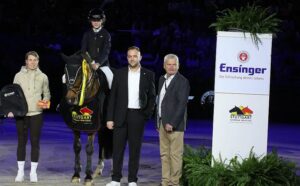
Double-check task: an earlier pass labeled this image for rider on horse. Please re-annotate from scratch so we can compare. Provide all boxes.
[81,7,114,178]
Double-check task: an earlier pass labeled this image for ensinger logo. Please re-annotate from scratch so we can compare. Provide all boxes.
[229,106,253,122]
[72,106,93,123]
[238,51,249,63]
[219,51,267,76]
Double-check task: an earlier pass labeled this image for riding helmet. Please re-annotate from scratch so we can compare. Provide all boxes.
[88,8,105,21]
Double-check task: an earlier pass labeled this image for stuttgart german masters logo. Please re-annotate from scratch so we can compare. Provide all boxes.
[229,105,253,123]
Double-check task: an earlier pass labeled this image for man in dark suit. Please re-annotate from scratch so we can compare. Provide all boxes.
[105,46,156,186]
[156,54,190,186]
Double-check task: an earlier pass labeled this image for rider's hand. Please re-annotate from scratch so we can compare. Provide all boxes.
[91,63,100,70]
[107,121,114,130]
[7,112,14,118]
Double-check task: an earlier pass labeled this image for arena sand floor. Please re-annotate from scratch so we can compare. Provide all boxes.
[0,113,299,186]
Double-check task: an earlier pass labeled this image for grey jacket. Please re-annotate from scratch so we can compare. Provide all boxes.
[156,73,190,131]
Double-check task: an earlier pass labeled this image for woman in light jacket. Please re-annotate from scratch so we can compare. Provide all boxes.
[8,51,51,183]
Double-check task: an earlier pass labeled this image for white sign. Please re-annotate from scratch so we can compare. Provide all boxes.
[215,31,272,95]
[212,93,270,161]
[212,31,272,162]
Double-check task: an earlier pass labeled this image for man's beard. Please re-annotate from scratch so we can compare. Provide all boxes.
[129,61,139,68]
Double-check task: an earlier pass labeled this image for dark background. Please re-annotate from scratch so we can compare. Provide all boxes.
[0,0,299,123]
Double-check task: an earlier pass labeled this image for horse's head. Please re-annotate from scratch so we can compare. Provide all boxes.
[229,106,243,114]
[62,52,99,106]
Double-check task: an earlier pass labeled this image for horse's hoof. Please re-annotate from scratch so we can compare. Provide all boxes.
[84,179,94,186]
[71,176,80,183]
[92,170,101,179]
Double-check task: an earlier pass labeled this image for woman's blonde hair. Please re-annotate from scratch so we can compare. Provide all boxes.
[25,51,39,60]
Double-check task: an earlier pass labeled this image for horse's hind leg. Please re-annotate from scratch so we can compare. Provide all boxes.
[92,158,104,179]
[71,131,81,183]
[84,133,95,186]
[92,158,104,178]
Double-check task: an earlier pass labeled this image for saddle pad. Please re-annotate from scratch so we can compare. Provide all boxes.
[59,98,101,132]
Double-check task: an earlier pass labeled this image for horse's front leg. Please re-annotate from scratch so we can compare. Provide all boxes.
[84,133,95,186]
[71,131,81,183]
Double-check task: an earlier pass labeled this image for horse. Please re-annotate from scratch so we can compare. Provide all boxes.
[59,52,106,186]
[229,106,244,115]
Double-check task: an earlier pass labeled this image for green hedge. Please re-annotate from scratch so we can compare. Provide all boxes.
[181,145,300,186]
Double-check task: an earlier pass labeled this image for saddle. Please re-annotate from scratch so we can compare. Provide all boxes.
[0,84,28,117]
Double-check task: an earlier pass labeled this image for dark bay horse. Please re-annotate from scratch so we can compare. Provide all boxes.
[59,52,104,186]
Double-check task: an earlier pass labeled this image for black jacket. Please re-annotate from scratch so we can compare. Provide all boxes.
[81,28,111,66]
[106,67,156,127]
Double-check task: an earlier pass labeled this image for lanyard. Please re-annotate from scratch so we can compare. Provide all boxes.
[164,80,168,91]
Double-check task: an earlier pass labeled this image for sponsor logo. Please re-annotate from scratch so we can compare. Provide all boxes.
[4,92,15,97]
[219,63,267,76]
[229,106,253,122]
[219,50,267,76]
[72,106,93,123]
[238,51,249,63]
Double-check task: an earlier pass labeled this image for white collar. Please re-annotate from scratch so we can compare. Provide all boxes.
[93,27,102,33]
[164,73,176,80]
[128,66,141,73]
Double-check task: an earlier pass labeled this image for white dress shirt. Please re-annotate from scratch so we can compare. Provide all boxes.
[158,74,175,117]
[128,67,141,109]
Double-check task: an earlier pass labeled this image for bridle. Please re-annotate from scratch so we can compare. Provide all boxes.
[65,59,99,106]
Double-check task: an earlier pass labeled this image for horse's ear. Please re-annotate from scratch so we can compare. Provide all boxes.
[61,52,82,65]
[60,53,69,63]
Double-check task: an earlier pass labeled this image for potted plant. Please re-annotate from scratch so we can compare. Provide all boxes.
[209,3,281,47]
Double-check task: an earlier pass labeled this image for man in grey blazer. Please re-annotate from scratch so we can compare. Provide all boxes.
[156,54,190,186]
